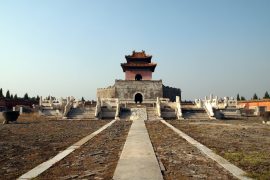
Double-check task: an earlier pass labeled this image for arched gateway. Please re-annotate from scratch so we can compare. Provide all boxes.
[134,93,143,103]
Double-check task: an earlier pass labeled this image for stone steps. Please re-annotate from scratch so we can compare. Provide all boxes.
[130,108,147,121]
[183,109,210,120]
[147,107,161,121]
[67,107,96,119]
[183,113,210,119]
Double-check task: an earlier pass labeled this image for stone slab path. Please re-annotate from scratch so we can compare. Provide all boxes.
[113,116,163,180]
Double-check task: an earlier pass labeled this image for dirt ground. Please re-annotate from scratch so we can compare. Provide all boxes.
[2,113,268,179]
[38,120,131,180]
[146,121,235,180]
[0,116,109,180]
[168,118,270,179]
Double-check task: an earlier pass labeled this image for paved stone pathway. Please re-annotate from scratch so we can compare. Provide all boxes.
[113,109,163,180]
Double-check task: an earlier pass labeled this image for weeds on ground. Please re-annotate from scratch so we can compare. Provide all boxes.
[224,151,270,179]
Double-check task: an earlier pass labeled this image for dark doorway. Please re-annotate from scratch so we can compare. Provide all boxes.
[135,74,142,81]
[135,93,143,103]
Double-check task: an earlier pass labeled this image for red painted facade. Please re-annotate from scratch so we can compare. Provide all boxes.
[125,70,152,80]
[121,51,157,80]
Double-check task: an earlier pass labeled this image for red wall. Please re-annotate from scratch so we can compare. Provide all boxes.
[238,100,270,111]
[125,70,152,80]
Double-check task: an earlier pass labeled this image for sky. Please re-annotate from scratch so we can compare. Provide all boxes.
[0,0,269,101]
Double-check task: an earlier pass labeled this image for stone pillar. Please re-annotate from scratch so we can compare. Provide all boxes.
[214,96,218,107]
[39,96,43,106]
[59,97,63,106]
[49,96,52,106]
[176,96,180,103]
[196,99,203,108]
[115,99,120,120]
[210,94,213,102]
[224,97,228,107]
[19,107,23,114]
[176,96,182,119]
[156,97,161,117]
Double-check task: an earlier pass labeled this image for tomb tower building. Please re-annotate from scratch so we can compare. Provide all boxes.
[97,50,181,103]
[121,50,157,80]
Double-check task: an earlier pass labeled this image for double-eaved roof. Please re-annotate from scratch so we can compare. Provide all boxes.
[121,50,157,72]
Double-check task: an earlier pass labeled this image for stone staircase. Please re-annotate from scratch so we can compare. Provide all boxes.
[67,106,96,120]
[40,109,60,116]
[126,103,148,108]
[161,106,177,120]
[147,107,156,120]
[130,108,147,121]
[99,107,117,119]
[182,108,210,120]
[147,107,161,120]
[218,107,242,119]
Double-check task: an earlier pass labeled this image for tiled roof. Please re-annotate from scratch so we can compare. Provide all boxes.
[128,50,151,58]
[121,63,156,67]
[125,50,152,61]
[121,62,157,72]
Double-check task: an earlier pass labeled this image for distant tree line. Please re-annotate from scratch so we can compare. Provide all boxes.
[0,88,40,101]
[237,91,270,101]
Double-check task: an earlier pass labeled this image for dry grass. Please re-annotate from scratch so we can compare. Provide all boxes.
[224,151,270,179]
[0,116,109,180]
[169,119,270,179]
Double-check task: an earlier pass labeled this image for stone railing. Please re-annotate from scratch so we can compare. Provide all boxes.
[100,98,118,109]
[176,96,182,119]
[95,98,101,118]
[158,97,183,119]
[115,99,120,120]
[196,94,238,110]
[39,96,66,108]
[203,101,215,119]
[62,97,74,119]
[95,98,119,119]
[156,97,161,117]
[195,99,203,108]
[62,103,72,118]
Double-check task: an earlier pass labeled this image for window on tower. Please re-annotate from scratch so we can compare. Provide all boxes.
[135,74,142,81]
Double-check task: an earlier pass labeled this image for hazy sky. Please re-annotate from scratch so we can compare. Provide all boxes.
[0,0,269,100]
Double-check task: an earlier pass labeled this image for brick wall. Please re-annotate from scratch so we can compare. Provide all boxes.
[114,80,163,102]
[96,87,116,99]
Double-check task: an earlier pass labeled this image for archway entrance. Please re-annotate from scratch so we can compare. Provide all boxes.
[135,74,142,81]
[134,93,143,104]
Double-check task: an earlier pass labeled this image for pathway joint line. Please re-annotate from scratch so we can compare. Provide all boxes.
[160,120,252,180]
[17,120,116,180]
